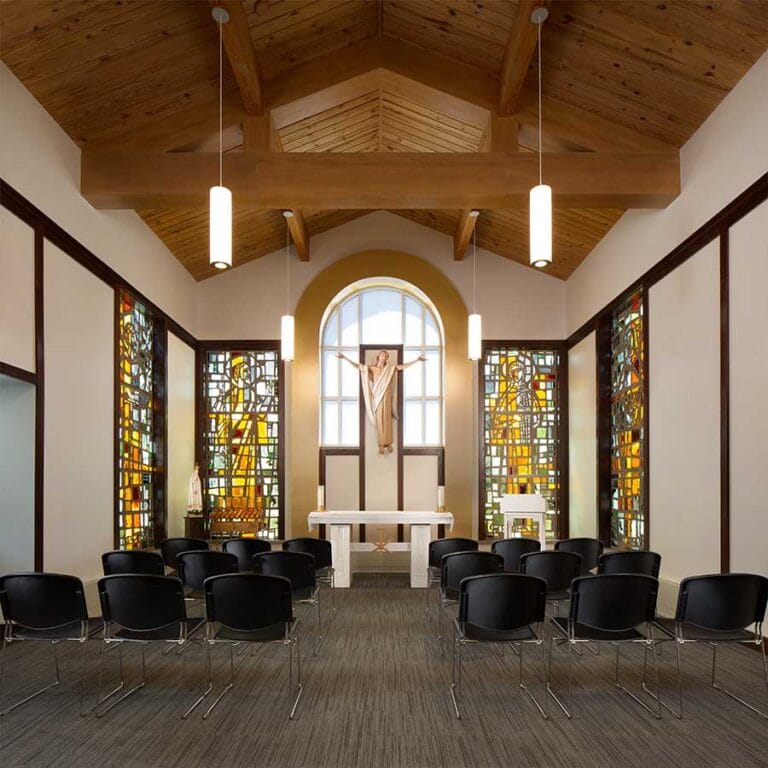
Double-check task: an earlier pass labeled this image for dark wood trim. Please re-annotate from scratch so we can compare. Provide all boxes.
[33,230,44,571]
[152,317,168,545]
[1,179,197,350]
[397,349,404,543]
[113,289,121,549]
[595,316,613,547]
[277,357,286,540]
[719,229,730,574]
[0,362,37,385]
[194,343,204,519]
[478,340,569,541]
[641,288,650,550]
[567,173,768,351]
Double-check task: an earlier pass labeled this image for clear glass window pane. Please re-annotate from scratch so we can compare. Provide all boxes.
[425,400,440,444]
[361,290,402,344]
[404,297,423,346]
[340,401,359,445]
[340,348,360,396]
[322,311,338,346]
[424,350,440,397]
[340,297,359,346]
[425,311,439,346]
[322,350,339,397]
[403,360,423,397]
[322,401,339,445]
[404,401,423,445]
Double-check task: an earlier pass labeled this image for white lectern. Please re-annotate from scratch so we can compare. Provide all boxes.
[499,494,548,549]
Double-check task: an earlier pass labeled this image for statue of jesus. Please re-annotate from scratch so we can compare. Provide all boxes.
[338,349,426,454]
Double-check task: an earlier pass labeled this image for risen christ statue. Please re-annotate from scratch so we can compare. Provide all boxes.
[338,350,426,453]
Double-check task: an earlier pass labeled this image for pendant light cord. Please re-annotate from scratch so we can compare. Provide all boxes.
[537,19,542,186]
[219,18,223,188]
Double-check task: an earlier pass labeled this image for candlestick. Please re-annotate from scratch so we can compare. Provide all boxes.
[317,485,325,512]
[437,485,445,512]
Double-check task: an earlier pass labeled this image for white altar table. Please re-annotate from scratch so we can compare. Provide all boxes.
[307,511,454,588]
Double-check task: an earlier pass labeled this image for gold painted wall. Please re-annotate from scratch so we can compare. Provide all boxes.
[289,250,473,538]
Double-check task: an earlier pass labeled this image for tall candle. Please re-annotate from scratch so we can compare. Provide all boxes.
[437,486,445,508]
[317,485,325,510]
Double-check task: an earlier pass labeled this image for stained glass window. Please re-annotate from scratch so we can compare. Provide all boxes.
[203,348,282,540]
[117,291,155,550]
[481,346,561,540]
[610,292,645,549]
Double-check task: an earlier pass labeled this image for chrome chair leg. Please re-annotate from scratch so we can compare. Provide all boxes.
[450,630,462,720]
[96,643,147,718]
[641,636,682,718]
[203,642,235,720]
[289,637,303,720]
[711,642,768,720]
[613,641,660,719]
[182,640,213,719]
[0,639,62,717]
[517,641,548,720]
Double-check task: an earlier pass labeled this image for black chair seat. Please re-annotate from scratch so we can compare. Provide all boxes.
[654,617,755,643]
[213,621,294,643]
[460,620,537,643]
[111,618,203,642]
[552,616,645,642]
[10,618,103,640]
[548,589,571,603]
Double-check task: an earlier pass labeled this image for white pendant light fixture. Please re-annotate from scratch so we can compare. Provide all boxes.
[467,212,482,361]
[210,7,232,270]
[281,212,295,362]
[530,6,552,269]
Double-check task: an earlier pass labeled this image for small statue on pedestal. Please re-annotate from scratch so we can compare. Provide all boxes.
[187,462,203,516]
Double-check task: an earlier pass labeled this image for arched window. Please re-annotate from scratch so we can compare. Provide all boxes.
[320,278,444,447]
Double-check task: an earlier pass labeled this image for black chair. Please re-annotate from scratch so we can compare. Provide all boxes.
[176,551,239,597]
[652,573,768,720]
[450,573,549,720]
[160,537,209,572]
[283,538,335,616]
[95,574,201,718]
[438,551,504,654]
[102,550,165,576]
[520,550,582,616]
[426,538,478,615]
[548,574,661,719]
[253,551,323,655]
[0,573,101,717]
[491,537,541,573]
[222,538,271,572]
[187,573,302,720]
[598,550,661,578]
[554,538,604,575]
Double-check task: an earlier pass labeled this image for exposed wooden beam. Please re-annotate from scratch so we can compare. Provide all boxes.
[210,1,263,115]
[499,1,548,116]
[482,116,520,153]
[81,151,680,210]
[284,210,310,262]
[454,209,480,261]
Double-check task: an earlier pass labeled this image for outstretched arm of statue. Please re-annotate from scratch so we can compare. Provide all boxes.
[337,352,365,369]
[396,354,427,371]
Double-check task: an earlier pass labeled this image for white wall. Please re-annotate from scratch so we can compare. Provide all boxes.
[568,332,597,538]
[196,211,566,341]
[0,207,35,371]
[566,51,768,335]
[0,376,36,573]
[729,202,768,624]
[649,242,720,610]
[166,332,196,539]
[44,242,113,583]
[0,62,197,334]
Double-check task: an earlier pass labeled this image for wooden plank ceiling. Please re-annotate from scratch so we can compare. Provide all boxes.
[2,0,766,281]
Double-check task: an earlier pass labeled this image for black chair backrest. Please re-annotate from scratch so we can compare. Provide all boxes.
[459,573,547,632]
[491,538,541,573]
[570,574,658,632]
[283,538,332,570]
[519,550,582,594]
[0,573,87,630]
[177,550,238,592]
[555,538,604,574]
[222,538,271,571]
[98,574,186,631]
[428,538,478,568]
[675,573,768,632]
[253,551,316,592]
[102,550,165,576]
[160,537,209,569]
[598,550,661,578]
[441,551,504,596]
[205,573,293,632]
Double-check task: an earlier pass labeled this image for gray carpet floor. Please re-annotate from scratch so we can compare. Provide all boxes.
[0,573,766,768]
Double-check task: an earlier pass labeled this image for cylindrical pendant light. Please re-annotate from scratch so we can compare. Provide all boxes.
[467,213,482,360]
[210,7,232,270]
[529,7,552,269]
[281,211,295,362]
